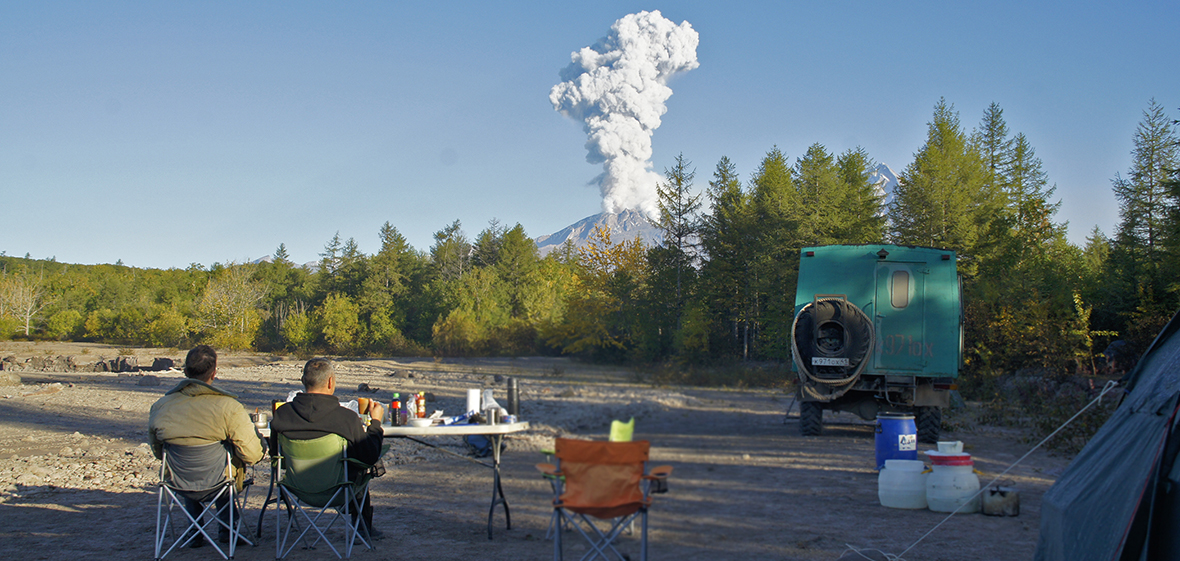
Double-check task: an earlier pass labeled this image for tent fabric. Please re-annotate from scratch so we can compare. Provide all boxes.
[1036,312,1180,561]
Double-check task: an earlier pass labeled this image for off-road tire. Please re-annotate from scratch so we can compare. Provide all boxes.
[916,406,942,443]
[800,401,823,436]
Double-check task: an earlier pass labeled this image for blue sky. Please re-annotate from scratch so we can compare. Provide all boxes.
[3,1,1177,269]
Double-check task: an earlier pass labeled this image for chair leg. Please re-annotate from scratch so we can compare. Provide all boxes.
[155,486,167,560]
[553,509,563,561]
[640,509,648,561]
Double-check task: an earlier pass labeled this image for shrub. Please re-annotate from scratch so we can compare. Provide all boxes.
[46,309,84,340]
[318,293,359,354]
[281,309,316,351]
[145,308,189,348]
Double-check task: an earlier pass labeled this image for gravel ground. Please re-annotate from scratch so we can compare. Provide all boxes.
[0,345,1072,561]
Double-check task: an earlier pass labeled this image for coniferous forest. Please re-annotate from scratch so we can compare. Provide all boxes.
[3,99,1178,388]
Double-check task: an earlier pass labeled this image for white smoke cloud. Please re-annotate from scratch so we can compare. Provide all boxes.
[550,10,699,217]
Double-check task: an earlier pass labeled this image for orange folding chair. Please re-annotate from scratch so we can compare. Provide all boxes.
[536,438,672,561]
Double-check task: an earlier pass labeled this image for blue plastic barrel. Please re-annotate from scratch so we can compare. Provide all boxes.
[875,413,917,470]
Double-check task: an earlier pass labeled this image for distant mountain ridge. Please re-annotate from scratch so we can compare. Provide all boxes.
[869,163,899,210]
[535,209,663,256]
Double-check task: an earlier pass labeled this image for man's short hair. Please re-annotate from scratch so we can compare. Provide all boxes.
[184,345,218,379]
[302,358,334,390]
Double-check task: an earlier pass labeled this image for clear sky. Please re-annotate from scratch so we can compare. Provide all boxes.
[3,1,1177,269]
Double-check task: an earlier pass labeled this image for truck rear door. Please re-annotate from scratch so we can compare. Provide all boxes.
[874,262,927,372]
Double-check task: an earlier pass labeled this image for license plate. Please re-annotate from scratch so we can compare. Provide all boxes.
[811,357,849,366]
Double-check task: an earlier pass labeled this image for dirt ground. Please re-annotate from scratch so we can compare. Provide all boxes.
[0,341,1072,561]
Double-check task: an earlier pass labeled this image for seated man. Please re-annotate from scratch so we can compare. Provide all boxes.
[149,344,266,547]
[270,358,386,539]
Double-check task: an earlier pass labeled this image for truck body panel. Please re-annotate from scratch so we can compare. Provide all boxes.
[791,244,961,440]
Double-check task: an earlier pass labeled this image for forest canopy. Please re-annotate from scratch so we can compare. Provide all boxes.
[3,99,1177,386]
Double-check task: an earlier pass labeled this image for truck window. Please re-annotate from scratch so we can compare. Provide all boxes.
[891,270,910,308]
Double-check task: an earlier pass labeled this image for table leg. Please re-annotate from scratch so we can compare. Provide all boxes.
[487,433,511,540]
[256,465,277,538]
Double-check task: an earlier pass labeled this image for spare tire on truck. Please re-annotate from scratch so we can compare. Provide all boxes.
[792,297,875,402]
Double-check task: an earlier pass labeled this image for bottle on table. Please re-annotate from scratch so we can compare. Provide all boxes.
[391,393,402,426]
[417,392,426,418]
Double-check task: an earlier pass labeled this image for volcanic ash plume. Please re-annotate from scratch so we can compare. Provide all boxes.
[550,10,699,217]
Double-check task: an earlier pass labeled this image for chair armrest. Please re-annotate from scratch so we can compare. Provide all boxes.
[535,463,560,477]
[644,465,672,495]
[645,465,673,479]
[344,457,374,469]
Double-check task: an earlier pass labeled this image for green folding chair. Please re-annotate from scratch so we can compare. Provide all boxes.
[273,434,374,559]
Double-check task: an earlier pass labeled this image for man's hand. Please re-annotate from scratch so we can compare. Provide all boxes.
[368,402,386,425]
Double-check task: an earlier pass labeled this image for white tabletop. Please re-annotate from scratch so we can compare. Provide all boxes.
[258,421,529,439]
[382,421,529,437]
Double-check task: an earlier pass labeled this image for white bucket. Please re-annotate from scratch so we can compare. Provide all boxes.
[937,440,963,453]
[926,463,980,513]
[878,459,927,509]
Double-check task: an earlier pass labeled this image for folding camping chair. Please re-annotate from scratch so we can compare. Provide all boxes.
[273,434,375,559]
[542,418,636,539]
[537,438,672,561]
[154,442,254,560]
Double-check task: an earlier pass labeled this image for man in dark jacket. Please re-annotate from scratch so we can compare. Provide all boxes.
[270,358,385,539]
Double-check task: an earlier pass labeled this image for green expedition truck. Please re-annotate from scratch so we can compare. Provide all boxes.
[791,244,961,442]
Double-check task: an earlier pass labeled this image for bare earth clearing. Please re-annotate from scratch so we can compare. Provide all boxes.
[0,342,1070,561]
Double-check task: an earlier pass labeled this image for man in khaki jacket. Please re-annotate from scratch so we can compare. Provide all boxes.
[149,345,264,546]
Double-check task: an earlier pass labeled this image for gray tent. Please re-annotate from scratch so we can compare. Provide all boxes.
[1037,312,1180,560]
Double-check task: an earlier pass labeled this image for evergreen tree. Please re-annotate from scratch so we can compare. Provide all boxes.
[1112,99,1179,263]
[748,147,799,360]
[472,219,506,268]
[655,154,702,264]
[889,98,992,265]
[319,232,343,276]
[359,222,413,351]
[649,153,702,356]
[273,243,291,265]
[495,224,541,320]
[1108,99,1180,345]
[430,220,470,284]
[973,102,1014,195]
[834,147,886,243]
[698,156,754,359]
[1007,133,1065,250]
[793,143,842,246]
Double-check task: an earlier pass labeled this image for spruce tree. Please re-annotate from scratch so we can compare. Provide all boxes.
[793,143,842,246]
[835,147,886,243]
[749,147,799,360]
[699,156,754,359]
[889,98,990,264]
[1108,99,1180,344]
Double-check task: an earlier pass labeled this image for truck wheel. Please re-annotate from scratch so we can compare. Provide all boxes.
[917,406,941,443]
[800,402,823,436]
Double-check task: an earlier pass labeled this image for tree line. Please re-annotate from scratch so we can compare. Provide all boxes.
[2,98,1177,383]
